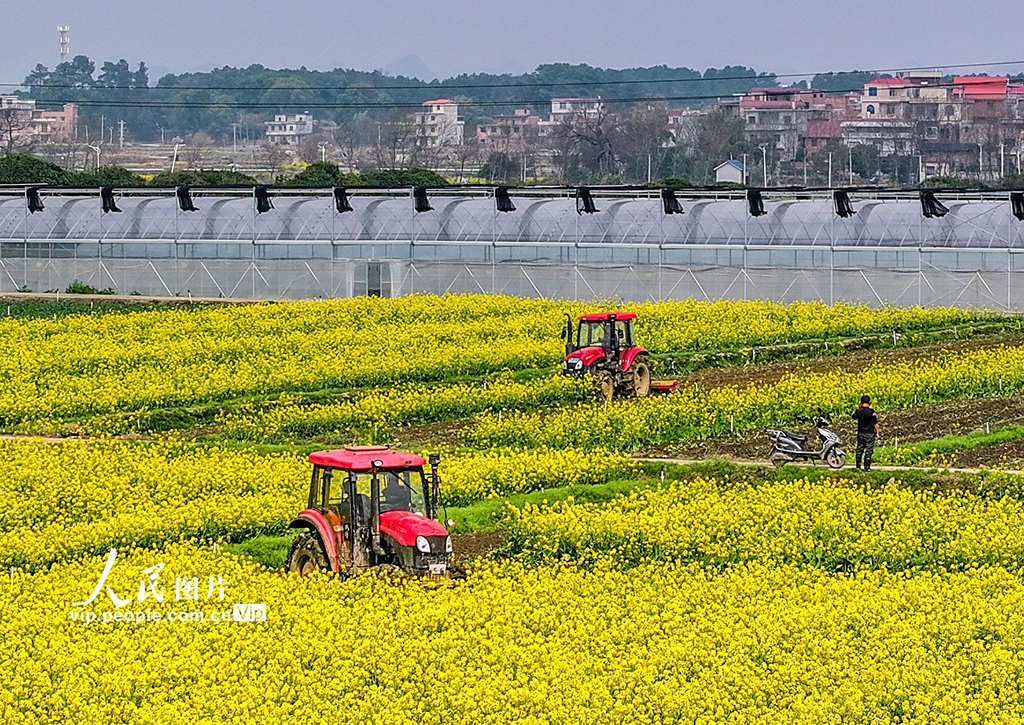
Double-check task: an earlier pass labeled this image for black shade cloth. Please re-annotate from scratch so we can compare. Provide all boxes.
[413,186,433,213]
[100,186,121,213]
[576,187,598,214]
[495,187,516,213]
[176,186,198,212]
[920,190,949,218]
[333,186,353,213]
[254,185,274,214]
[661,187,684,215]
[26,187,44,213]
[747,189,766,217]
[833,189,856,218]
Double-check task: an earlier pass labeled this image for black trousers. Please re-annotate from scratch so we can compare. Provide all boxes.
[856,432,876,469]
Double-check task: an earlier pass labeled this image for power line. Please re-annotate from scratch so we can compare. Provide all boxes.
[25,77,1020,112]
[8,58,1024,93]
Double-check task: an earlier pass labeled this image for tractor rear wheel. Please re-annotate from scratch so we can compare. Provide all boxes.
[630,357,652,398]
[287,531,330,576]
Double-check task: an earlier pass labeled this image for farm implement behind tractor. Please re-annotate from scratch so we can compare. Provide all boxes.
[287,446,453,578]
[562,312,681,402]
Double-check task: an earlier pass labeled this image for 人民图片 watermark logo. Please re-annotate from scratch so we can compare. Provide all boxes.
[68,548,266,625]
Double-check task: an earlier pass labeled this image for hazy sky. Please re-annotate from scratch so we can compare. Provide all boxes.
[2,0,1023,83]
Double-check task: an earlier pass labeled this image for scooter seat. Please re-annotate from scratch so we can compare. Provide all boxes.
[783,432,808,443]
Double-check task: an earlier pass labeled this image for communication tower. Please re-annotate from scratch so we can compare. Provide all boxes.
[58,26,70,61]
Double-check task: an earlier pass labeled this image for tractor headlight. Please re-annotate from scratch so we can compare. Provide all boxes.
[415,535,431,553]
[445,536,453,553]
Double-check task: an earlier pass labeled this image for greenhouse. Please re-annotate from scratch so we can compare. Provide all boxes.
[1,185,1023,307]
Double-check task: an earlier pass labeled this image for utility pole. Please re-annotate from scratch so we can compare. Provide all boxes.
[232,124,238,153]
[171,142,184,173]
[118,119,125,149]
[100,115,105,144]
[828,152,833,187]
[759,144,768,186]
[848,146,854,185]
[1000,142,1006,179]
[647,153,652,184]
[742,153,748,185]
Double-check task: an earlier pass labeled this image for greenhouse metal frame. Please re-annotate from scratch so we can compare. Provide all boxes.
[1,185,1024,308]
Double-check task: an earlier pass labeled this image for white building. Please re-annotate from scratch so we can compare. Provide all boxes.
[549,97,604,121]
[714,159,747,184]
[265,113,314,145]
[413,99,464,147]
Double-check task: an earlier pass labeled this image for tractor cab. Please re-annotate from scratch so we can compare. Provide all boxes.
[562,312,651,401]
[286,446,452,577]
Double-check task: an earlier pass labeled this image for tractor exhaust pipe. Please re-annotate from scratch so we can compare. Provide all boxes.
[369,463,384,556]
[564,313,575,356]
[428,452,442,522]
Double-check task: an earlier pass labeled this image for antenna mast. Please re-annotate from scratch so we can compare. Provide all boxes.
[58,25,70,62]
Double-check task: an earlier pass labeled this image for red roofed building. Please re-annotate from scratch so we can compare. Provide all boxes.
[413,99,464,148]
[953,76,1009,100]
[802,120,843,155]
[719,85,853,161]
[476,108,541,151]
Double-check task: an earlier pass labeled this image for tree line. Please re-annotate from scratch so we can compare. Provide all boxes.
[20,56,776,141]
[0,153,449,187]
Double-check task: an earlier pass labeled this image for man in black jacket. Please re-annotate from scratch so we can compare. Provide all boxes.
[852,395,880,470]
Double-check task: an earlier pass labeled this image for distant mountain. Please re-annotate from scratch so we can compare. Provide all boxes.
[383,55,437,82]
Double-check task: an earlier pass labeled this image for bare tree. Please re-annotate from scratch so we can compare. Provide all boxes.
[0,108,34,154]
[691,108,747,184]
[547,106,620,182]
[450,134,481,182]
[184,131,215,169]
[614,103,671,183]
[336,113,375,171]
[262,142,288,174]
[296,138,324,165]
[371,111,413,170]
[238,113,265,146]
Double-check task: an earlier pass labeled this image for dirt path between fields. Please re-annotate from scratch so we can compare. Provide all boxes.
[635,455,1024,476]
[642,393,1024,468]
[672,332,1024,390]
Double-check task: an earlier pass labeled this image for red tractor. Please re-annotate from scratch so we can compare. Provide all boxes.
[286,446,452,577]
[562,312,653,402]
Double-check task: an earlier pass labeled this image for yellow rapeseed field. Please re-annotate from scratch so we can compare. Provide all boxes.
[1,295,1015,723]
[0,295,980,430]
[0,439,633,568]
[506,477,1024,570]
[474,343,1024,450]
[217,374,592,443]
[5,543,1024,724]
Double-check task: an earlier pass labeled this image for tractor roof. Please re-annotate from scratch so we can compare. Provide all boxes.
[309,446,426,471]
[578,312,636,322]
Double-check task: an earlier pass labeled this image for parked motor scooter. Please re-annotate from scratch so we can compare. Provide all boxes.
[768,410,846,469]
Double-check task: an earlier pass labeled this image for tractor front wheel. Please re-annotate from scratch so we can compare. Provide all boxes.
[630,357,652,398]
[287,531,331,576]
